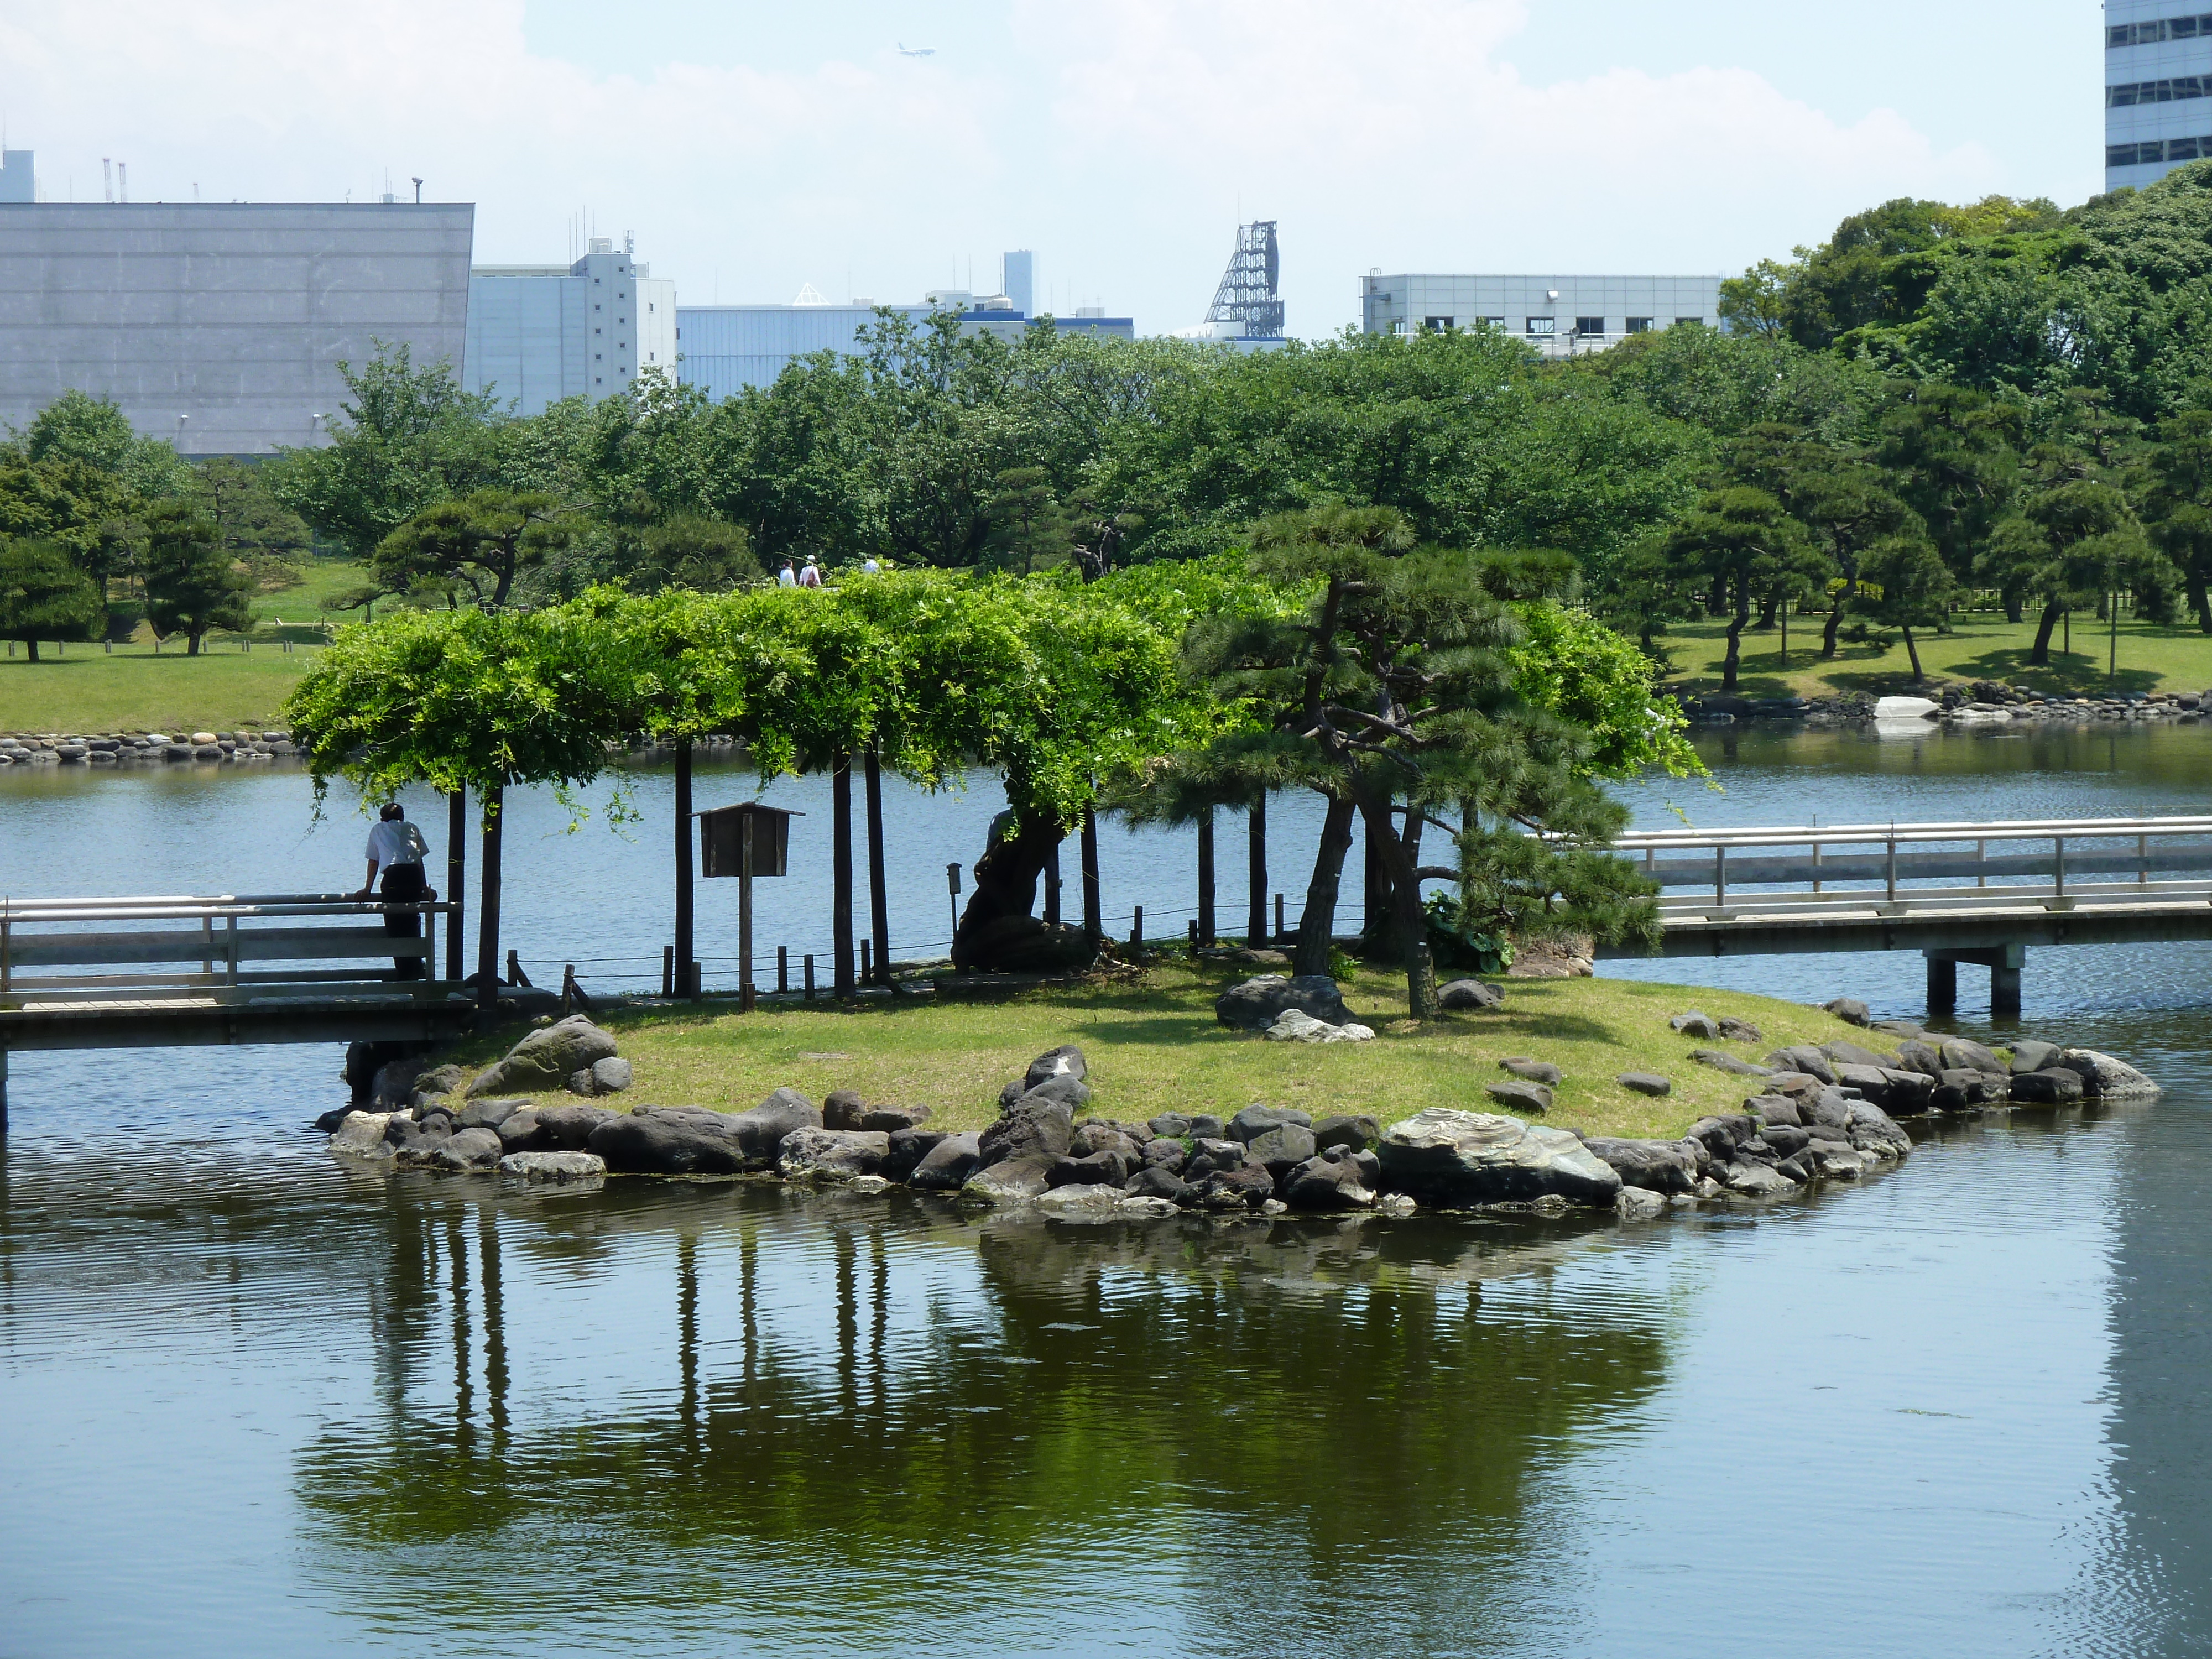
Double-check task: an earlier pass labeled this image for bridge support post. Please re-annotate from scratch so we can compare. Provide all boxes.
[1926,954,1957,1015]
[0,1044,8,1136]
[1923,943,2025,1020]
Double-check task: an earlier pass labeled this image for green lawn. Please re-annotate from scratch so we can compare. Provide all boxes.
[1657,611,2212,700]
[425,962,1876,1143]
[0,644,319,733]
[246,555,371,630]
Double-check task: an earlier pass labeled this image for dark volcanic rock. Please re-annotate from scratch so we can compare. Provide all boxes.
[1766,1047,1838,1085]
[1937,1038,2007,1078]
[495,1109,545,1151]
[1616,1072,1672,1098]
[884,1127,947,1181]
[859,1103,932,1133]
[1747,1094,1802,1127]
[1215,974,1353,1031]
[1141,1138,1188,1175]
[1047,1150,1134,1187]
[535,1103,618,1150]
[1124,1165,1194,1205]
[1892,1040,1945,1079]
[1377,1109,1621,1208]
[2009,1067,2086,1105]
[909,1131,983,1190]
[1580,1136,1697,1194]
[822,1089,867,1130]
[1668,1011,1720,1039]
[1437,979,1504,1011]
[1500,1057,1563,1085]
[1312,1114,1380,1154]
[2008,1039,2062,1076]
[1244,1123,1318,1178]
[1023,1044,1089,1091]
[724,1088,824,1166]
[1823,997,1871,1026]
[1822,1039,1893,1071]
[1692,1048,1773,1078]
[1717,1016,1764,1043]
[588,1106,749,1175]
[1284,1151,1379,1210]
[432,1126,505,1171]
[1228,1104,1313,1142]
[979,1099,1076,1167]
[1486,1079,1553,1114]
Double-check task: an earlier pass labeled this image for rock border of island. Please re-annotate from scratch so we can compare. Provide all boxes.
[320,973,2161,1228]
[1678,680,2212,728]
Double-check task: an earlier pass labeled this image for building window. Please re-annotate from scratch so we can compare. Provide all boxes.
[2109,77,2208,107]
[1423,315,1455,332]
[2112,15,2212,46]
[1625,316,1655,333]
[1480,316,1505,330]
[1391,319,1411,335]
[1526,317,1557,336]
[1574,316,1606,336]
[1676,317,1704,327]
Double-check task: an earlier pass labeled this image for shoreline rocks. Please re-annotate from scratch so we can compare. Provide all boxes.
[323,1001,2160,1235]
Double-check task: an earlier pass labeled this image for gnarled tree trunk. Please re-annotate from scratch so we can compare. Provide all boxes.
[951,791,1092,973]
[1292,795,1358,978]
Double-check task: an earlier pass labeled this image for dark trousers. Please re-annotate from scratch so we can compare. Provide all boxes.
[380,862,427,980]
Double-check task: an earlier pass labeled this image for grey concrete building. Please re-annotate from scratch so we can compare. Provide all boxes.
[677,280,1133,400]
[463,237,675,417]
[0,158,472,455]
[1360,273,1723,356]
[2105,3,2212,187]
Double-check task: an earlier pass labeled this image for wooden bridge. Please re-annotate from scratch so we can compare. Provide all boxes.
[0,892,476,1127]
[1601,815,2212,1015]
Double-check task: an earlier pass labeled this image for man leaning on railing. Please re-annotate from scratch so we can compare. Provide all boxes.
[353,803,431,980]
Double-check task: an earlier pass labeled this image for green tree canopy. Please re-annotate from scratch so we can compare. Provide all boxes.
[0,538,103,660]
[142,503,252,654]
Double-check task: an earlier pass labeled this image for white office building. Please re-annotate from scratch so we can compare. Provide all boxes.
[462,237,674,417]
[2105,4,2212,187]
[1359,273,1723,357]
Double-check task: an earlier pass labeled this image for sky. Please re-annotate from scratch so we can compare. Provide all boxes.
[0,0,2107,339]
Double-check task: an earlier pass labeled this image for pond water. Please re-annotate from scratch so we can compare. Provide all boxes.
[4,726,2212,1657]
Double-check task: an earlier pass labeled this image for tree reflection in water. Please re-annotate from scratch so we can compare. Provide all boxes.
[292,1180,1670,1653]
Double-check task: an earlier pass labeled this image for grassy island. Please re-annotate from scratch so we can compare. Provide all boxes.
[428,963,1872,1144]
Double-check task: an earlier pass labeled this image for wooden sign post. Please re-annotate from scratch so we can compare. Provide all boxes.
[697,802,802,1013]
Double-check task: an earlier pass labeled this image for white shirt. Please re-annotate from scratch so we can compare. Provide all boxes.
[778,566,798,586]
[366,819,428,869]
[861,559,880,574]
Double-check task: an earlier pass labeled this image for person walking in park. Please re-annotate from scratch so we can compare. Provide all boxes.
[799,555,823,588]
[778,559,798,587]
[353,802,431,979]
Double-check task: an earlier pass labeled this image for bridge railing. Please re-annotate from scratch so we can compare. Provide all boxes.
[0,892,463,1008]
[1611,816,2212,920]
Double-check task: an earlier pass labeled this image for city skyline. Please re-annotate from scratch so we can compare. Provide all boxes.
[0,0,2107,339]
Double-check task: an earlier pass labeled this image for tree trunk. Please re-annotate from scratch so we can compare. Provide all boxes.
[446,790,466,988]
[865,743,890,986]
[24,639,36,662]
[1753,592,1780,632]
[2030,598,2064,666]
[476,784,503,1029]
[2005,591,2025,624]
[186,632,201,657]
[1901,624,1924,682]
[832,752,854,997]
[1196,807,1215,946]
[1246,797,1268,947]
[1080,807,1104,941]
[1705,575,1727,618]
[1822,596,1845,659]
[1355,795,1438,1018]
[674,739,695,999]
[2191,569,2212,634]
[1044,836,1062,926]
[1722,578,1750,691]
[1292,795,1358,979]
[1362,820,1388,950]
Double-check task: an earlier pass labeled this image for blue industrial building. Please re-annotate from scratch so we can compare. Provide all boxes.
[462,238,676,417]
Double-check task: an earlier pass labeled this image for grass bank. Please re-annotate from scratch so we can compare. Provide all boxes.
[1657,612,2212,700]
[432,963,1872,1142]
[0,645,319,733]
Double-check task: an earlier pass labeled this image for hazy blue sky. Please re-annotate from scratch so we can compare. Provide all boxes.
[1,1,2105,337]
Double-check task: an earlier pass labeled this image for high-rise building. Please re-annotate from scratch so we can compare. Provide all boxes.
[1001,250,1034,317]
[0,153,473,454]
[461,237,669,416]
[2105,6,2212,187]
[1359,273,1723,357]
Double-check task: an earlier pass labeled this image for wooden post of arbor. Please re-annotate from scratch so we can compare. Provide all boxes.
[832,753,855,998]
[675,738,697,1001]
[864,742,891,987]
[1197,807,1217,947]
[476,784,504,1027]
[1081,808,1103,944]
[1246,796,1267,948]
[1044,837,1063,927]
[740,813,754,1013]
[446,791,466,985]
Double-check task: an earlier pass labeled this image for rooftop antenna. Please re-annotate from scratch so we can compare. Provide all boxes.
[102,158,112,202]
[117,161,128,204]
[412,176,422,203]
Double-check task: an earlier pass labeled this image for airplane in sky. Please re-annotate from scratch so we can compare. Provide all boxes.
[898,41,935,56]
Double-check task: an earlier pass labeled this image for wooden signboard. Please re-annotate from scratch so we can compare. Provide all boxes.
[696,803,802,1011]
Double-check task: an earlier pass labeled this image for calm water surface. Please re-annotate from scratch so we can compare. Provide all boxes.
[3,726,2211,1657]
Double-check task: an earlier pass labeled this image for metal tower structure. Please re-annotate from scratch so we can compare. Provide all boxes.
[1203,220,1283,338]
